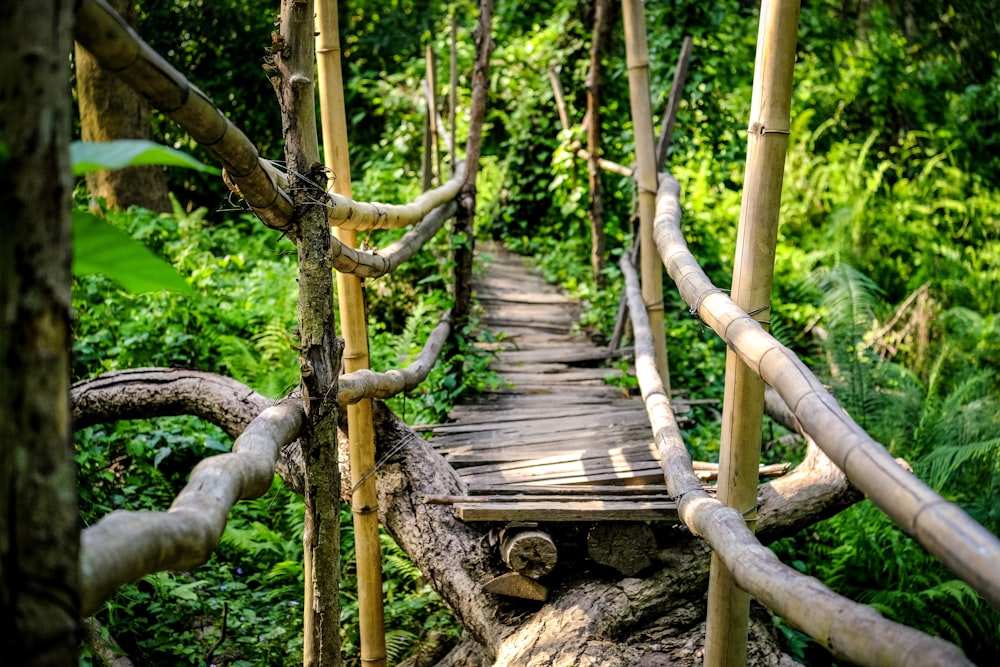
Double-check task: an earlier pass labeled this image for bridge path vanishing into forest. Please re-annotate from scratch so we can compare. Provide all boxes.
[427,242,711,523]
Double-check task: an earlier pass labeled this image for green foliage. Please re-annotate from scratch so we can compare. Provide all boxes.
[136,0,280,212]
[71,139,219,176]
[773,501,1000,666]
[81,476,308,667]
[73,0,1000,663]
[71,139,222,295]
[72,198,300,396]
[72,210,193,295]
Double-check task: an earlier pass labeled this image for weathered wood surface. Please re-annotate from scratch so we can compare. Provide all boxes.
[429,242,677,520]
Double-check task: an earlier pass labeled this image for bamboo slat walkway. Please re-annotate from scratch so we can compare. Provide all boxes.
[428,242,683,522]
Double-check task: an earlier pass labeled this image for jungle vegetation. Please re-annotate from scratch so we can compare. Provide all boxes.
[66,0,1000,665]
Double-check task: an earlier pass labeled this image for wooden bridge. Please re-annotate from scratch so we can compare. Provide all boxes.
[64,1,1000,666]
[426,242,785,523]
[429,242,677,521]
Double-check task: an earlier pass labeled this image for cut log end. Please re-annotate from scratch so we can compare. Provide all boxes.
[499,527,558,579]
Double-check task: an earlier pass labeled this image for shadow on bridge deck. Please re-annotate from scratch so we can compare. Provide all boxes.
[427,242,700,522]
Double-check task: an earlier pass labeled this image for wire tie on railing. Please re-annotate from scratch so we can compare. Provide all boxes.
[690,288,727,325]
[671,486,703,503]
[746,303,771,327]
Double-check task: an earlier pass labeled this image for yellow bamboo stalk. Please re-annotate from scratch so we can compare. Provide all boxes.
[449,13,458,173]
[425,45,441,187]
[315,3,387,666]
[621,0,670,395]
[704,3,799,666]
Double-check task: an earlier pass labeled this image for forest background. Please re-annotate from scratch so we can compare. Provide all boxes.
[71,0,1000,665]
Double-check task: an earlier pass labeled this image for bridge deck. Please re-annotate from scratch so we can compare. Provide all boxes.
[428,243,688,522]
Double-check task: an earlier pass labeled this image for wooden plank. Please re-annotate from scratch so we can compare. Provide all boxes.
[430,405,648,434]
[497,347,633,365]
[453,499,679,522]
[446,398,644,421]
[433,425,653,452]
[447,442,660,467]
[461,468,666,488]
[458,460,667,488]
[466,484,674,496]
[427,493,674,504]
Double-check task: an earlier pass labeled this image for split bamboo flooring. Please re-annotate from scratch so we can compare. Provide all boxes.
[428,242,684,522]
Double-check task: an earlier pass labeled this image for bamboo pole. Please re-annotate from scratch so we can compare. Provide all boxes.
[654,171,1000,614]
[315,3,387,666]
[609,36,693,352]
[449,13,458,173]
[338,312,451,404]
[427,44,442,189]
[80,402,303,615]
[548,66,571,133]
[621,0,670,395]
[655,35,693,172]
[703,3,799,666]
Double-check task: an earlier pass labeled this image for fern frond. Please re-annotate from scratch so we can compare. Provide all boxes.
[384,629,420,664]
[812,263,883,336]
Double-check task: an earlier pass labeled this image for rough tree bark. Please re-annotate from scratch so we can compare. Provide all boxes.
[72,369,878,666]
[585,0,613,286]
[451,0,494,336]
[0,0,80,663]
[271,1,344,663]
[73,0,171,211]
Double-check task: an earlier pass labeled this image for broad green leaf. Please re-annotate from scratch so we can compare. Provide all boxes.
[70,139,220,176]
[72,210,194,295]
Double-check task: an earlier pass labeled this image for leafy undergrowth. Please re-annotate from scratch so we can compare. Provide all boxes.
[74,199,468,665]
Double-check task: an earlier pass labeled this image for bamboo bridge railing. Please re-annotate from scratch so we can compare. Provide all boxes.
[69,1,1000,666]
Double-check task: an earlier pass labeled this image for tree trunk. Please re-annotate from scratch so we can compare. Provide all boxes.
[0,0,80,663]
[451,0,494,340]
[586,0,613,286]
[273,1,344,664]
[73,0,171,212]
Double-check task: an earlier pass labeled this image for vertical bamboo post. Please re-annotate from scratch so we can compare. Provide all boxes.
[621,0,670,395]
[655,35,693,172]
[424,44,440,188]
[422,88,433,191]
[315,2,387,666]
[449,13,458,174]
[703,3,799,666]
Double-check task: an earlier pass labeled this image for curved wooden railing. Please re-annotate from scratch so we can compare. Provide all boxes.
[617,172,999,666]
[69,1,1000,666]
